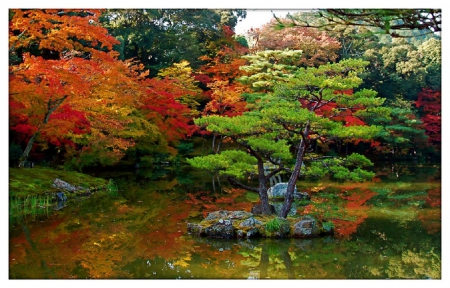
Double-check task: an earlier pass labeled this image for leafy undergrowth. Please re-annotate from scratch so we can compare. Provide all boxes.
[9,167,108,198]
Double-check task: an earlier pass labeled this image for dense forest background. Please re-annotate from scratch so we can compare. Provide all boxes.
[9,9,441,172]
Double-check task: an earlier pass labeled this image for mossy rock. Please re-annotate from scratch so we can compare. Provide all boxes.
[187,210,334,239]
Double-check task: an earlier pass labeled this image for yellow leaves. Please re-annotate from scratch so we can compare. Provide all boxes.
[158,60,200,92]
[173,254,192,268]
[369,267,382,276]
[311,186,326,193]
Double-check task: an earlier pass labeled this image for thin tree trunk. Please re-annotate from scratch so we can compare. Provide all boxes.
[212,175,216,193]
[280,122,310,218]
[20,131,39,163]
[216,136,222,153]
[19,95,68,164]
[256,158,271,215]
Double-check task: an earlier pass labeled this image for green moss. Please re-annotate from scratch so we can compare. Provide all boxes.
[9,167,108,198]
[245,191,260,202]
[264,217,290,237]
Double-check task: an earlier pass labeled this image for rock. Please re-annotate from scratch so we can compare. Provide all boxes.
[267,183,295,198]
[230,211,253,219]
[52,178,85,193]
[239,217,263,228]
[271,202,298,217]
[187,210,328,240]
[251,203,276,215]
[205,210,229,220]
[295,191,311,201]
[267,183,310,201]
[56,192,67,202]
[204,220,235,238]
[187,223,205,236]
[246,227,261,238]
[293,215,320,238]
[205,210,252,220]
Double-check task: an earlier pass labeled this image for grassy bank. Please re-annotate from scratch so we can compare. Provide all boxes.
[9,167,111,224]
[9,167,108,198]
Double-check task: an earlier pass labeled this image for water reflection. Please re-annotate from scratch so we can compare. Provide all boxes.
[9,164,441,279]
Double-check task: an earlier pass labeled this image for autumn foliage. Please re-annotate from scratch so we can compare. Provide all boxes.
[415,88,441,150]
[251,18,341,67]
[9,9,197,168]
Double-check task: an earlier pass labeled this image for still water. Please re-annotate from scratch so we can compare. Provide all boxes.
[9,163,441,279]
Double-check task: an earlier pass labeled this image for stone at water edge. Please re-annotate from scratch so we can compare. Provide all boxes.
[205,210,253,220]
[187,210,332,239]
[293,215,321,238]
[267,182,310,200]
[239,217,263,228]
[52,178,86,193]
[204,219,235,238]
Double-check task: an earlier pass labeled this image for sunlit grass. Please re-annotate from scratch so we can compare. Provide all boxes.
[9,193,53,225]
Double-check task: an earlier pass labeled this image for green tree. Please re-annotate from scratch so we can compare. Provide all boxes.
[238,49,304,93]
[100,9,246,76]
[189,58,388,217]
[361,38,441,101]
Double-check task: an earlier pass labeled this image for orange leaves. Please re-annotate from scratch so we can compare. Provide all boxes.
[341,189,377,209]
[418,208,441,234]
[332,217,367,238]
[215,197,235,204]
[204,80,248,117]
[9,9,171,166]
[185,188,249,218]
[9,9,119,54]
[200,46,248,83]
[425,187,441,208]
[199,44,249,118]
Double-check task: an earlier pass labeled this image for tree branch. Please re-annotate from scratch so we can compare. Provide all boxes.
[227,176,259,193]
[264,166,285,181]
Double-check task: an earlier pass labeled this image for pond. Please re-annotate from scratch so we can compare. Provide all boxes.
[9,162,441,279]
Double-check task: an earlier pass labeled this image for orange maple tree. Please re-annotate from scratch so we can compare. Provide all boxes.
[10,9,128,163]
[9,9,195,168]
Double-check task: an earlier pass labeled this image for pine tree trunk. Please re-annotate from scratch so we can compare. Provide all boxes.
[257,158,271,215]
[280,122,310,218]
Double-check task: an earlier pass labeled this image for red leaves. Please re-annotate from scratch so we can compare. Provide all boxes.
[416,88,441,149]
[10,9,119,54]
[140,77,197,143]
[11,124,38,136]
[344,115,366,127]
